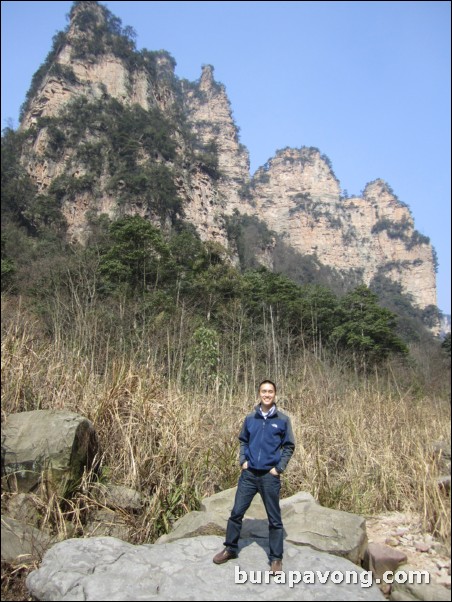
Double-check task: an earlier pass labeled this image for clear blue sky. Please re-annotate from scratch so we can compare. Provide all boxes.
[2,0,450,315]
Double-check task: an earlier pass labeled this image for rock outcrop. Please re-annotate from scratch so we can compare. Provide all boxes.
[16,0,438,312]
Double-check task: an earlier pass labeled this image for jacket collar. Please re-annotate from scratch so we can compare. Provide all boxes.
[254,403,278,418]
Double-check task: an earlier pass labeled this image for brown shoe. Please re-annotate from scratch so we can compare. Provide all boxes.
[270,559,283,574]
[213,548,237,564]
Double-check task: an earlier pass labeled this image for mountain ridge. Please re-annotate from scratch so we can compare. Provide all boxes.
[16,0,438,315]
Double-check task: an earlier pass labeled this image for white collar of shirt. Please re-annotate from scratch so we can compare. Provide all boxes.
[260,404,276,419]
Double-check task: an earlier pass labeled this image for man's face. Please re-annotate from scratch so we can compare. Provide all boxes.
[259,383,276,410]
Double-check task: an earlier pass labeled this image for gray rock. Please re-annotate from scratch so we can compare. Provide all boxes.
[200,486,268,518]
[280,491,317,508]
[432,441,451,461]
[390,581,450,601]
[3,493,42,528]
[432,441,451,475]
[389,563,450,601]
[2,410,99,497]
[283,501,368,565]
[156,512,280,545]
[156,511,227,544]
[163,487,366,564]
[26,535,385,601]
[200,487,315,517]
[436,475,451,492]
[1,516,55,564]
[91,483,145,512]
[84,508,132,541]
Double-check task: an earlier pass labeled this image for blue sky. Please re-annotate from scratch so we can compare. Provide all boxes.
[2,0,450,314]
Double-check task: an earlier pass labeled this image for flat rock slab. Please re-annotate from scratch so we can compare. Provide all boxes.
[26,535,385,601]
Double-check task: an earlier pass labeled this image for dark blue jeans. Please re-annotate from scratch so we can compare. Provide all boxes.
[224,468,283,561]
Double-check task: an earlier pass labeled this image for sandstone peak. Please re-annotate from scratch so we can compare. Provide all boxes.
[254,147,339,190]
[199,64,216,88]
[361,179,415,228]
[274,145,328,162]
[363,179,403,205]
[250,146,341,211]
[68,1,107,34]
[185,63,250,219]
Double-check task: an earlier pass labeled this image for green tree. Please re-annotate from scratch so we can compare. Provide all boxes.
[99,216,172,294]
[332,285,408,370]
[192,263,241,321]
[1,255,15,291]
[295,285,340,347]
[185,326,220,389]
[441,333,451,357]
[1,128,37,224]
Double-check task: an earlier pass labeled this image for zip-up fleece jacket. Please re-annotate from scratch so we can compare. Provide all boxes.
[238,405,295,473]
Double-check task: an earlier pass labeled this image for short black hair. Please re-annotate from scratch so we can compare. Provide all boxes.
[258,379,277,393]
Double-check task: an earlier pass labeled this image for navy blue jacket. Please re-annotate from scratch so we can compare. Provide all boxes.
[238,405,295,473]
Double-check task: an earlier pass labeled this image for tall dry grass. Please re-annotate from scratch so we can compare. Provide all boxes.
[1,294,450,546]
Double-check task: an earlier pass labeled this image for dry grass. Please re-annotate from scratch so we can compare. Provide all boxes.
[1,562,33,602]
[1,294,450,550]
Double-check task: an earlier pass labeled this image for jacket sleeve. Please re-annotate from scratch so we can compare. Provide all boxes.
[238,418,249,466]
[277,416,295,473]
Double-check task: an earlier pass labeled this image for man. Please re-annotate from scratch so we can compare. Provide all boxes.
[213,380,295,574]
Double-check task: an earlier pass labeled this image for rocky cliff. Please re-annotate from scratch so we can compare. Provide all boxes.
[17,1,437,311]
[245,150,436,308]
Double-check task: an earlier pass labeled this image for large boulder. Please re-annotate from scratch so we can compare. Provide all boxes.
[282,498,368,565]
[158,487,367,565]
[26,535,385,601]
[1,410,99,497]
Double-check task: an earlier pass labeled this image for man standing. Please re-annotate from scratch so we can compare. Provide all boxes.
[213,380,295,573]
